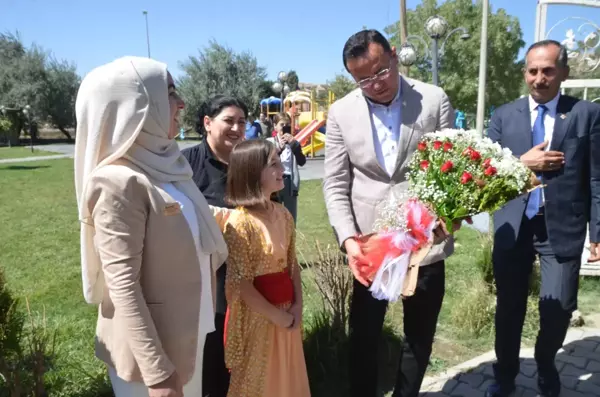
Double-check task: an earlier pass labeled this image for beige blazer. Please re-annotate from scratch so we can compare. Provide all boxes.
[85,159,205,386]
[323,76,455,266]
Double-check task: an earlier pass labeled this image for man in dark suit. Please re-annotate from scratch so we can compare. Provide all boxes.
[486,40,600,397]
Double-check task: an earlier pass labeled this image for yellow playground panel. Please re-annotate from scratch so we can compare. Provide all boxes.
[283,90,334,128]
[302,131,325,157]
[283,89,334,157]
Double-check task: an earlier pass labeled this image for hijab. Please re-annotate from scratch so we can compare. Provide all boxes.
[74,56,227,304]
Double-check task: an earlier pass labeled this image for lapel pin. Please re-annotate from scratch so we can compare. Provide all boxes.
[560,114,567,119]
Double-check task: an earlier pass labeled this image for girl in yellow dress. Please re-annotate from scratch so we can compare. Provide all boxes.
[221,139,310,397]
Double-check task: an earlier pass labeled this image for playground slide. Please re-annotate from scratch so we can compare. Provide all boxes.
[302,131,326,157]
[295,119,326,146]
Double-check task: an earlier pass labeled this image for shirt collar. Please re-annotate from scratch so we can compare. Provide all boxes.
[365,78,403,109]
[201,140,228,168]
[529,92,560,115]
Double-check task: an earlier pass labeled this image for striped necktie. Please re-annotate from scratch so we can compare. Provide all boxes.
[524,104,547,219]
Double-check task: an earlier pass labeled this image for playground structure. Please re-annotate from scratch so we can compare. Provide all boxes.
[260,88,335,157]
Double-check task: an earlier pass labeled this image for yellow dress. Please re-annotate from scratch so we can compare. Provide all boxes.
[223,203,310,397]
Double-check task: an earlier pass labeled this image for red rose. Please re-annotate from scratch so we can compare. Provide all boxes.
[420,160,430,170]
[470,150,482,161]
[460,171,473,184]
[433,141,443,150]
[443,142,453,152]
[440,161,453,173]
[482,158,492,168]
[462,147,473,156]
[417,141,427,151]
[484,166,497,176]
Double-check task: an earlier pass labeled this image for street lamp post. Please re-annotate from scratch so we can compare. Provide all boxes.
[272,71,290,112]
[142,11,151,58]
[22,105,33,153]
[398,15,470,86]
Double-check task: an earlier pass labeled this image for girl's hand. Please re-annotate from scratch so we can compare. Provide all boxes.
[282,133,295,144]
[287,303,302,330]
[271,309,294,329]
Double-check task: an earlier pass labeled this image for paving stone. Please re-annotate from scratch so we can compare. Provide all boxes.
[458,373,484,389]
[571,347,600,363]
[558,388,593,397]
[520,388,538,397]
[515,373,538,390]
[586,359,600,372]
[576,381,600,395]
[482,365,494,377]
[520,362,537,377]
[556,360,566,372]
[573,340,600,352]
[451,382,480,397]
[441,379,458,394]
[478,379,494,393]
[561,375,580,389]
[556,353,589,369]
[562,364,587,377]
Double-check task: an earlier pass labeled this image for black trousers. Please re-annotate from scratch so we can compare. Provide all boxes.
[492,211,581,392]
[202,313,230,397]
[349,261,445,397]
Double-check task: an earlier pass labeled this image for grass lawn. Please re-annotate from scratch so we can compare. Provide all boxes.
[1,159,600,396]
[0,146,55,160]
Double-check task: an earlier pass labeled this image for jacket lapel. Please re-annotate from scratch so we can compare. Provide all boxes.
[516,98,533,151]
[550,96,571,151]
[354,91,388,177]
[394,78,418,174]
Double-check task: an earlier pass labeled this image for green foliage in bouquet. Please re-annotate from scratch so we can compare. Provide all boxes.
[408,129,536,230]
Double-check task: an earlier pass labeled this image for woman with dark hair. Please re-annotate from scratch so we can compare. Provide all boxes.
[181,95,250,397]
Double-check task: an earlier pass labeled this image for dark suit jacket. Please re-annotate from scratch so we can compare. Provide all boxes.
[488,95,600,258]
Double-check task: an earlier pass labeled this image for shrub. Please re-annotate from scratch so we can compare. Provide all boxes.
[449,280,496,338]
[0,267,56,396]
[301,241,353,335]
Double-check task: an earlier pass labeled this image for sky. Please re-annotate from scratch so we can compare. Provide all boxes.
[1,0,600,84]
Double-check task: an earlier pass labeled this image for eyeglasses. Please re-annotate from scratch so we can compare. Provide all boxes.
[357,60,395,89]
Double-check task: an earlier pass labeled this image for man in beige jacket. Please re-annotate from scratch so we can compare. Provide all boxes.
[323,30,455,397]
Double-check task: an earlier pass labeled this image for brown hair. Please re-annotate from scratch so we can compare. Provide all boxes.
[273,112,291,124]
[226,139,277,207]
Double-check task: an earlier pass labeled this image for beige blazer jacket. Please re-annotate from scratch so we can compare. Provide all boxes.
[323,76,455,266]
[86,159,210,386]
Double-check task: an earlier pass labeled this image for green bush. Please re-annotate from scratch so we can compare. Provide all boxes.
[0,267,56,396]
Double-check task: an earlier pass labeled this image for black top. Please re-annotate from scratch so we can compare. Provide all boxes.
[182,141,230,209]
[181,141,230,314]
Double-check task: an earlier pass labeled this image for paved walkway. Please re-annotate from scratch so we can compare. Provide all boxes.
[0,154,70,164]
[419,327,600,397]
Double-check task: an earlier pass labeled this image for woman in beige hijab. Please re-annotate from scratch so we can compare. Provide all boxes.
[74,56,228,397]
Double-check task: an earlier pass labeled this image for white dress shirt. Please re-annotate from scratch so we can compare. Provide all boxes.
[367,86,403,175]
[529,92,560,204]
[529,92,560,150]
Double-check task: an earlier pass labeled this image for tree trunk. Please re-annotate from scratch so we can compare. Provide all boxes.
[57,126,73,141]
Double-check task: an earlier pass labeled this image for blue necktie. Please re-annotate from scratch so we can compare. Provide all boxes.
[525,104,547,219]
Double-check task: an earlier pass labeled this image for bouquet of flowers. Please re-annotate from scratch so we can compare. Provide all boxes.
[355,129,540,302]
[408,129,540,232]
[357,197,437,302]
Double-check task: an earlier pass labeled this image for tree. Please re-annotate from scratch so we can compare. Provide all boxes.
[327,73,356,100]
[178,40,268,126]
[286,70,299,91]
[0,33,79,141]
[45,59,80,138]
[385,0,525,114]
